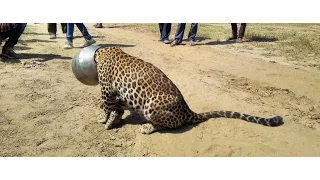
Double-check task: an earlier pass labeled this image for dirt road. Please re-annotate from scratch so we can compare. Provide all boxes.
[0,23,319,157]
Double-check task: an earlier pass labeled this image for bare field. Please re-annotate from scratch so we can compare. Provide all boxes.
[0,23,319,157]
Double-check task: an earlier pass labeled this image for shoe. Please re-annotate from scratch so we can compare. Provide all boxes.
[64,40,73,49]
[94,23,103,28]
[49,33,56,39]
[79,38,96,48]
[2,47,18,59]
[236,38,243,43]
[170,40,180,47]
[163,39,171,44]
[189,40,196,46]
[226,36,237,41]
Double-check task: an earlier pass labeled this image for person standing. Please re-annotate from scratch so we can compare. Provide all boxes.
[226,23,247,43]
[47,23,66,39]
[64,23,96,49]
[158,23,171,44]
[170,23,198,47]
[0,23,27,59]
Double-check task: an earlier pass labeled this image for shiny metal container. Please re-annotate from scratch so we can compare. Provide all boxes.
[71,45,100,86]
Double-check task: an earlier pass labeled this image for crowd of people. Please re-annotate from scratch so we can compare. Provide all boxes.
[0,23,247,60]
[159,23,247,46]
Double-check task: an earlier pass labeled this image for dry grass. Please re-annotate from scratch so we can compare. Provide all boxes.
[118,23,320,67]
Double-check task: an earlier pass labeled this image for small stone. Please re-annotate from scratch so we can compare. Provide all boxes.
[74,103,79,106]
[126,141,133,146]
[110,136,116,140]
[114,141,122,147]
[282,89,289,94]
[27,94,33,97]
[311,114,320,120]
[308,115,312,118]
[269,60,276,63]
[21,62,26,65]
[309,107,314,111]
[113,128,119,133]
[98,143,103,148]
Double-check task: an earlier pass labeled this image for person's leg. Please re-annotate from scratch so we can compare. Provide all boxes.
[60,23,66,34]
[237,23,247,42]
[174,23,186,42]
[66,23,74,42]
[47,23,57,39]
[2,23,27,59]
[170,23,186,47]
[74,23,96,47]
[163,23,171,41]
[188,23,198,46]
[75,23,92,40]
[227,23,238,41]
[64,23,74,49]
[158,23,164,40]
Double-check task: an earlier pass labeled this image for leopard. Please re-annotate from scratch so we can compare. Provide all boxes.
[94,47,283,135]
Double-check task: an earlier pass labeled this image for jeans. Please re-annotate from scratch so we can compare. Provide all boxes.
[0,23,27,49]
[174,23,198,42]
[158,23,171,40]
[231,23,247,38]
[66,23,92,42]
[48,23,66,34]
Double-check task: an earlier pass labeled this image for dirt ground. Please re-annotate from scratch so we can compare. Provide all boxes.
[0,23,320,157]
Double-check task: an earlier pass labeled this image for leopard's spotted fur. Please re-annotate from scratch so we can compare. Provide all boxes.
[94,47,283,134]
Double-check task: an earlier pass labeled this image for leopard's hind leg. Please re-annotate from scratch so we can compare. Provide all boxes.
[140,109,185,134]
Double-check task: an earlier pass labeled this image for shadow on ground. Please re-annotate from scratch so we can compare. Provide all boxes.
[116,110,197,134]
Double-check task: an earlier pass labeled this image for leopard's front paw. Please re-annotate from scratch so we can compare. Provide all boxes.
[105,111,122,130]
[97,112,108,124]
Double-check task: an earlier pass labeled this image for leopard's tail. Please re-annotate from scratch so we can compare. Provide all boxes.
[190,111,283,127]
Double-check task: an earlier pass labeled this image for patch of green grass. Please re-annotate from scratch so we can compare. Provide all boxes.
[122,23,320,64]
[246,32,278,42]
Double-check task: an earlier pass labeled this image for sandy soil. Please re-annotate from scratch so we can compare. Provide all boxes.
[0,23,319,157]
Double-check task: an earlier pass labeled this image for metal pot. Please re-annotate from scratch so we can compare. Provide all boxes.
[72,45,100,86]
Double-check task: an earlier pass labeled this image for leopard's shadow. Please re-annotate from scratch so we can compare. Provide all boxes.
[117,110,197,134]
